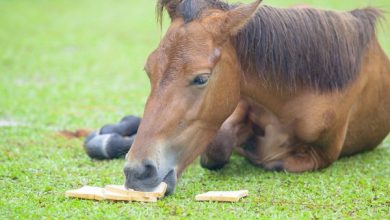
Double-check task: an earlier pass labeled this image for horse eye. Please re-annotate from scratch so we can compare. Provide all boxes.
[191,74,210,87]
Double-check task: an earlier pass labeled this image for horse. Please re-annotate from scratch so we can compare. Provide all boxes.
[122,0,390,194]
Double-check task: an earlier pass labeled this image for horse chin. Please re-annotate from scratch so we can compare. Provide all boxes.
[163,169,177,195]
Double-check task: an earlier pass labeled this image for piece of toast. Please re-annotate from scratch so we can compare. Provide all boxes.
[65,182,167,202]
[104,182,167,198]
[104,185,134,194]
[103,190,157,202]
[65,186,105,201]
[195,190,249,202]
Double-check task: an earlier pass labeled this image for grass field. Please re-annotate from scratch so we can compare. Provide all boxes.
[1,0,389,219]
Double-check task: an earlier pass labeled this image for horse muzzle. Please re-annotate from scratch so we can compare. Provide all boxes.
[123,159,177,195]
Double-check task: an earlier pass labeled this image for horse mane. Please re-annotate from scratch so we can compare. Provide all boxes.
[157,0,383,91]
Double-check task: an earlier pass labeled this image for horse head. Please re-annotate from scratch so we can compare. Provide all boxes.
[124,0,261,194]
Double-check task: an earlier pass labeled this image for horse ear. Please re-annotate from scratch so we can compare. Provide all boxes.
[222,0,262,36]
[158,0,181,21]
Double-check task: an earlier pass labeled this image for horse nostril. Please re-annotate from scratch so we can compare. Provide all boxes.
[124,160,158,182]
[137,163,157,180]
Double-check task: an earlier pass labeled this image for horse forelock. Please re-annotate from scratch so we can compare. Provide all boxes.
[157,0,384,91]
[157,0,230,24]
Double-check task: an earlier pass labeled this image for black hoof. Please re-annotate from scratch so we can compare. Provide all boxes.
[120,115,141,123]
[263,160,284,172]
[99,115,141,137]
[84,133,135,160]
[200,156,227,170]
[85,131,98,144]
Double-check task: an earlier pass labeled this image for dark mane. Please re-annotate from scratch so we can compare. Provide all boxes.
[157,0,383,91]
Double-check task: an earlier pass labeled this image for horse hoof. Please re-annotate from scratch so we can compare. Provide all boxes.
[263,160,284,171]
[83,133,135,160]
[120,115,141,123]
[84,131,98,143]
[99,115,141,136]
[200,156,227,170]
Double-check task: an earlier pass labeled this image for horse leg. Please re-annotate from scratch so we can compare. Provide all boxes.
[236,122,292,171]
[200,101,253,170]
[263,112,351,172]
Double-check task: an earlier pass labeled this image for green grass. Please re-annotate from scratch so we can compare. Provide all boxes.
[0,0,389,219]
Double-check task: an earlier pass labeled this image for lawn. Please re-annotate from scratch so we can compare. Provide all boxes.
[0,0,389,219]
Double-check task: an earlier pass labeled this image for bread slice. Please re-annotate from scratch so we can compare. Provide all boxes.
[195,190,249,202]
[65,182,167,202]
[65,186,105,201]
[103,190,157,202]
[104,182,167,198]
[104,185,134,194]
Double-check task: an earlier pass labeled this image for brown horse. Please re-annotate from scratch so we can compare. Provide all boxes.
[123,0,390,194]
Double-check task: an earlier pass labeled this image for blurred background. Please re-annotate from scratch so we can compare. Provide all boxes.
[0,0,389,130]
[0,1,389,218]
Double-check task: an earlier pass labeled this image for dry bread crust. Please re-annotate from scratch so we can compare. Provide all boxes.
[195,190,249,202]
[65,186,105,201]
[65,182,167,202]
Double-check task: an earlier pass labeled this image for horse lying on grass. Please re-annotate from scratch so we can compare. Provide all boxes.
[90,0,390,194]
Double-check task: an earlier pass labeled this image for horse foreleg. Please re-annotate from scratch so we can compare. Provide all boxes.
[265,113,351,172]
[200,101,252,170]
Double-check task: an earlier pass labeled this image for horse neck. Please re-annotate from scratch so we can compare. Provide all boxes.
[222,39,301,113]
[239,70,299,114]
